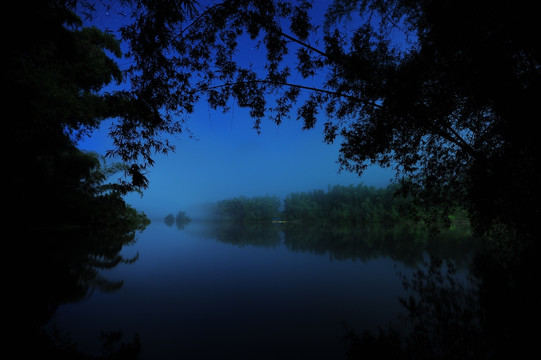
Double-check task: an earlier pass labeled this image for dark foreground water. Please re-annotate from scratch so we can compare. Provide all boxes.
[45,220,476,359]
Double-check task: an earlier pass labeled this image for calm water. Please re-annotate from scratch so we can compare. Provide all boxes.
[46,220,470,359]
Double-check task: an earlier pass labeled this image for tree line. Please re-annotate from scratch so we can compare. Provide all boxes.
[283,183,411,225]
[12,0,536,241]
[213,195,282,224]
[11,0,536,242]
[78,0,538,243]
[11,1,538,357]
[208,184,466,229]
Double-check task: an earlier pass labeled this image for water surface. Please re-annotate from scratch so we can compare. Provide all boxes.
[48,220,471,359]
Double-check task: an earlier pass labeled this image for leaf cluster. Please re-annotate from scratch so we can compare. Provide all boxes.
[38,0,540,238]
[8,0,150,229]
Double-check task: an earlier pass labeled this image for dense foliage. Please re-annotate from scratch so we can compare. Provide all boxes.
[210,184,468,231]
[73,0,540,240]
[21,151,150,358]
[21,0,531,241]
[8,2,150,357]
[13,1,538,358]
[8,1,151,222]
[202,185,479,268]
[214,195,282,223]
[284,183,411,225]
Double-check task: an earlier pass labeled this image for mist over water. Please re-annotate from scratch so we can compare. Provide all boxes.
[59,96,490,360]
[15,1,535,358]
[81,107,394,220]
[46,220,422,359]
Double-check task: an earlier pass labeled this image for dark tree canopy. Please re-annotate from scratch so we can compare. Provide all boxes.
[12,0,539,238]
[8,4,152,351]
[107,0,539,238]
[7,0,150,230]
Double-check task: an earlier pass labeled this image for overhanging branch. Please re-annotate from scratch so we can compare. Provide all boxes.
[278,31,330,60]
[197,79,383,109]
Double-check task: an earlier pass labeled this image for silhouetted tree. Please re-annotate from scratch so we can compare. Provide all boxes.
[7,0,153,230]
[65,0,538,240]
[175,210,192,229]
[8,2,150,356]
[283,184,417,226]
[164,213,175,226]
[30,1,536,239]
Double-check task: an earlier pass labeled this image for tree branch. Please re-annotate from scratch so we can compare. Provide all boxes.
[444,113,482,159]
[278,31,330,60]
[177,3,226,36]
[197,79,383,109]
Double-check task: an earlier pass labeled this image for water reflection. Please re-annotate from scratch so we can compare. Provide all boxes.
[343,241,538,359]
[178,221,534,359]
[32,216,532,359]
[343,256,483,359]
[23,213,149,358]
[212,222,282,248]
[201,221,484,269]
[164,211,192,229]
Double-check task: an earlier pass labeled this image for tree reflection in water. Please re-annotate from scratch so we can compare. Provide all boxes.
[208,221,536,359]
[207,221,484,268]
[344,256,484,359]
[343,237,538,360]
[20,206,149,359]
[26,217,534,359]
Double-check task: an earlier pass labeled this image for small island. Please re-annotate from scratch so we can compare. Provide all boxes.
[164,211,192,229]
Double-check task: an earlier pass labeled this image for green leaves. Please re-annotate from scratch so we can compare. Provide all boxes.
[283,183,406,226]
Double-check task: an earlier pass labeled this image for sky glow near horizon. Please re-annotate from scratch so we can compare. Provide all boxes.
[77,1,396,219]
[80,104,394,219]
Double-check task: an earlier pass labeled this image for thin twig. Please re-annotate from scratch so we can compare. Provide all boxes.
[198,79,383,109]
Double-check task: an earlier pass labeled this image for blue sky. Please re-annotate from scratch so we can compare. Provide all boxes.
[79,104,394,219]
[77,1,396,219]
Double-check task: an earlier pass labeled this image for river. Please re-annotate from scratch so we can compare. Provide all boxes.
[45,220,477,359]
